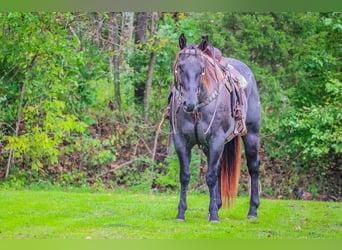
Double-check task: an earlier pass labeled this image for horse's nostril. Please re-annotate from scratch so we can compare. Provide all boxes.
[186,103,195,112]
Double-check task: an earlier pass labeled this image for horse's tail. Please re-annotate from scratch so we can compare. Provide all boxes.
[220,136,241,208]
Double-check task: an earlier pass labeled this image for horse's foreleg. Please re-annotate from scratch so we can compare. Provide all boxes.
[215,170,222,210]
[175,143,191,222]
[206,146,223,222]
[243,132,260,219]
[206,165,221,222]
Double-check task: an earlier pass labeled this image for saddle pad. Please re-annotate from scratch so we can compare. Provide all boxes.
[227,64,248,89]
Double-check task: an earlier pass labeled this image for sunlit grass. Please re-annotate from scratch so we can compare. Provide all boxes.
[0,188,341,239]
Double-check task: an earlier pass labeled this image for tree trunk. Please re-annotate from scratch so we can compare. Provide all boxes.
[5,53,37,179]
[5,82,25,179]
[143,12,159,122]
[134,12,148,44]
[107,12,121,109]
[134,12,149,106]
[92,12,104,48]
[143,52,157,122]
[122,12,134,46]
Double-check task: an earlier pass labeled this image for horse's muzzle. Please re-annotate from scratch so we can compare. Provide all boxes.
[183,102,197,113]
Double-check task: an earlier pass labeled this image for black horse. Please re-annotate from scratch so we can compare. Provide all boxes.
[169,34,261,222]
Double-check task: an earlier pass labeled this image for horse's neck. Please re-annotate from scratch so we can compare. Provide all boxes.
[200,78,219,100]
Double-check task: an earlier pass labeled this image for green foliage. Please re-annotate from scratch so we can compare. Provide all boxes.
[65,136,117,169]
[113,157,154,192]
[155,149,202,191]
[5,101,88,171]
[276,13,342,174]
[280,90,342,168]
[154,155,179,190]
[0,12,103,175]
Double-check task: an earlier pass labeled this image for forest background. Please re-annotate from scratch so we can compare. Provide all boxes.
[0,12,341,201]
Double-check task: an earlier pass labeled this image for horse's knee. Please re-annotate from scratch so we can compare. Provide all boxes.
[206,171,217,188]
[244,139,260,176]
[180,173,190,185]
[248,158,260,176]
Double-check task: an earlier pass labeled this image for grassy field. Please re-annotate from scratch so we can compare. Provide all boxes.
[0,188,341,239]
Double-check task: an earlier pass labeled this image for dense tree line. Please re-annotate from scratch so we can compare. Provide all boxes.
[0,12,341,200]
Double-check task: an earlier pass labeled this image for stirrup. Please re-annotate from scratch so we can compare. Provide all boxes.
[234,119,247,136]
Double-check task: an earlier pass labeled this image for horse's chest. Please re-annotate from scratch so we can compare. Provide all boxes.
[178,117,197,135]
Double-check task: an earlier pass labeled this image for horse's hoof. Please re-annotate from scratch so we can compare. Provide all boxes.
[176,218,185,222]
[247,215,258,219]
[176,215,185,222]
[207,213,220,223]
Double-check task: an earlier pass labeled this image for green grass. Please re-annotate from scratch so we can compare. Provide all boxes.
[0,188,341,239]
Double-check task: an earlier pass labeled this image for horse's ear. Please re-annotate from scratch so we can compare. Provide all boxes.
[179,33,187,49]
[198,34,209,51]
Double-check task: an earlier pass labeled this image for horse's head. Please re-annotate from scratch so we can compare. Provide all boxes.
[174,34,206,113]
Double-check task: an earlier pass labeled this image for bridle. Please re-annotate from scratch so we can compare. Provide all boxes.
[172,47,224,113]
[171,47,230,143]
[173,48,204,101]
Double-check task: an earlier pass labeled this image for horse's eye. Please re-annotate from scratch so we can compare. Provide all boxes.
[177,63,185,73]
[175,67,183,76]
[197,71,204,77]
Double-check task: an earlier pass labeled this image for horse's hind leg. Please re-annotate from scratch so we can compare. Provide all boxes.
[243,131,260,219]
[215,172,222,210]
